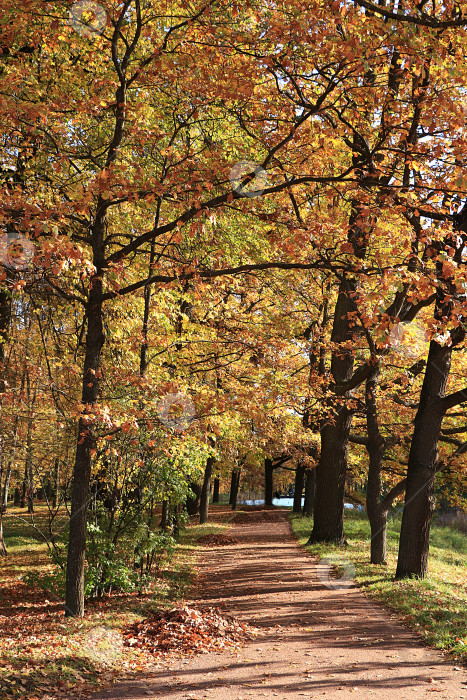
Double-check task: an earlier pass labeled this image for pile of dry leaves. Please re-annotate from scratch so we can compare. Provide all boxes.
[124,605,257,655]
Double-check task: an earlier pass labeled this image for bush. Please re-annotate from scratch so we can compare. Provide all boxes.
[23,521,176,599]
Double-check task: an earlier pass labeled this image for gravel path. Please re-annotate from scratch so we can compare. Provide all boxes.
[91,509,467,699]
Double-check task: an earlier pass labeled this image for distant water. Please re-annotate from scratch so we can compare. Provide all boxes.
[238,498,361,509]
[238,498,305,507]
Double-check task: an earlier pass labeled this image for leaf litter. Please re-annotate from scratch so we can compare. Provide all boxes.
[124,605,258,656]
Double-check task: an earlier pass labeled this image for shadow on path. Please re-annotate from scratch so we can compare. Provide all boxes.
[90,509,467,700]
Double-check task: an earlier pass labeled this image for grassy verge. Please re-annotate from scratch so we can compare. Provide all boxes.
[290,510,467,666]
[0,504,232,699]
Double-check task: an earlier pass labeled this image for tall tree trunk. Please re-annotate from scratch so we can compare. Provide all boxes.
[0,286,12,394]
[396,341,450,578]
[186,482,201,515]
[303,468,315,517]
[293,464,305,513]
[364,366,389,564]
[229,469,237,505]
[52,457,60,509]
[231,469,240,511]
[0,508,6,556]
[308,276,361,544]
[200,457,214,524]
[65,47,128,616]
[3,415,19,510]
[0,440,6,555]
[308,401,351,544]
[159,499,168,529]
[264,458,274,506]
[25,414,34,514]
[395,224,467,580]
[212,476,220,503]
[2,462,11,509]
[65,281,105,617]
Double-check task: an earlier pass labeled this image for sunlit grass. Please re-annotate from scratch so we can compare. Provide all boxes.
[290,510,467,665]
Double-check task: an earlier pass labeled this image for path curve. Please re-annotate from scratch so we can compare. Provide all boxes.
[91,509,467,699]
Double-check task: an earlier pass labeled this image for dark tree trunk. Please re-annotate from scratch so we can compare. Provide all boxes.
[172,505,181,538]
[396,341,450,579]
[229,469,236,505]
[308,277,360,545]
[0,442,6,555]
[0,286,12,394]
[24,439,34,513]
[20,471,26,509]
[370,508,388,564]
[65,280,105,617]
[364,366,389,564]
[303,468,316,517]
[293,464,305,513]
[200,457,214,524]
[2,461,11,509]
[4,416,19,510]
[308,404,351,544]
[231,469,240,511]
[65,59,127,616]
[307,183,374,544]
[186,482,201,515]
[264,458,274,506]
[159,499,168,529]
[52,457,60,509]
[0,508,6,556]
[212,476,220,503]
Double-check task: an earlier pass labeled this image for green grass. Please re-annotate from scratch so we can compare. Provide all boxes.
[290,510,467,665]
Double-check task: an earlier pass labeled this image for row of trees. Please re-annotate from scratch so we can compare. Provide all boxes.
[1,0,467,615]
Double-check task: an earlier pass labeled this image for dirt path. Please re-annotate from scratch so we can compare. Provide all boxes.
[91,510,467,699]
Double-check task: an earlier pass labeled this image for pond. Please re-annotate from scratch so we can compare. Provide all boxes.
[238,498,362,509]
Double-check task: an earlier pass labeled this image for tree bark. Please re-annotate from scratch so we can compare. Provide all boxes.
[212,476,220,503]
[293,464,305,513]
[303,468,315,517]
[308,277,360,544]
[200,456,214,524]
[364,366,389,564]
[0,286,12,394]
[308,411,351,543]
[231,469,240,510]
[2,461,11,509]
[159,499,168,529]
[229,469,237,505]
[0,440,6,555]
[186,482,201,515]
[65,280,105,617]
[264,458,274,506]
[52,457,60,509]
[396,341,450,578]
[25,413,34,514]
[0,508,6,556]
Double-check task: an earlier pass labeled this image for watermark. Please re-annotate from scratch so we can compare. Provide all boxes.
[82,625,123,665]
[316,556,355,591]
[388,319,429,360]
[229,160,268,198]
[157,392,195,432]
[68,1,107,38]
[0,233,35,271]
